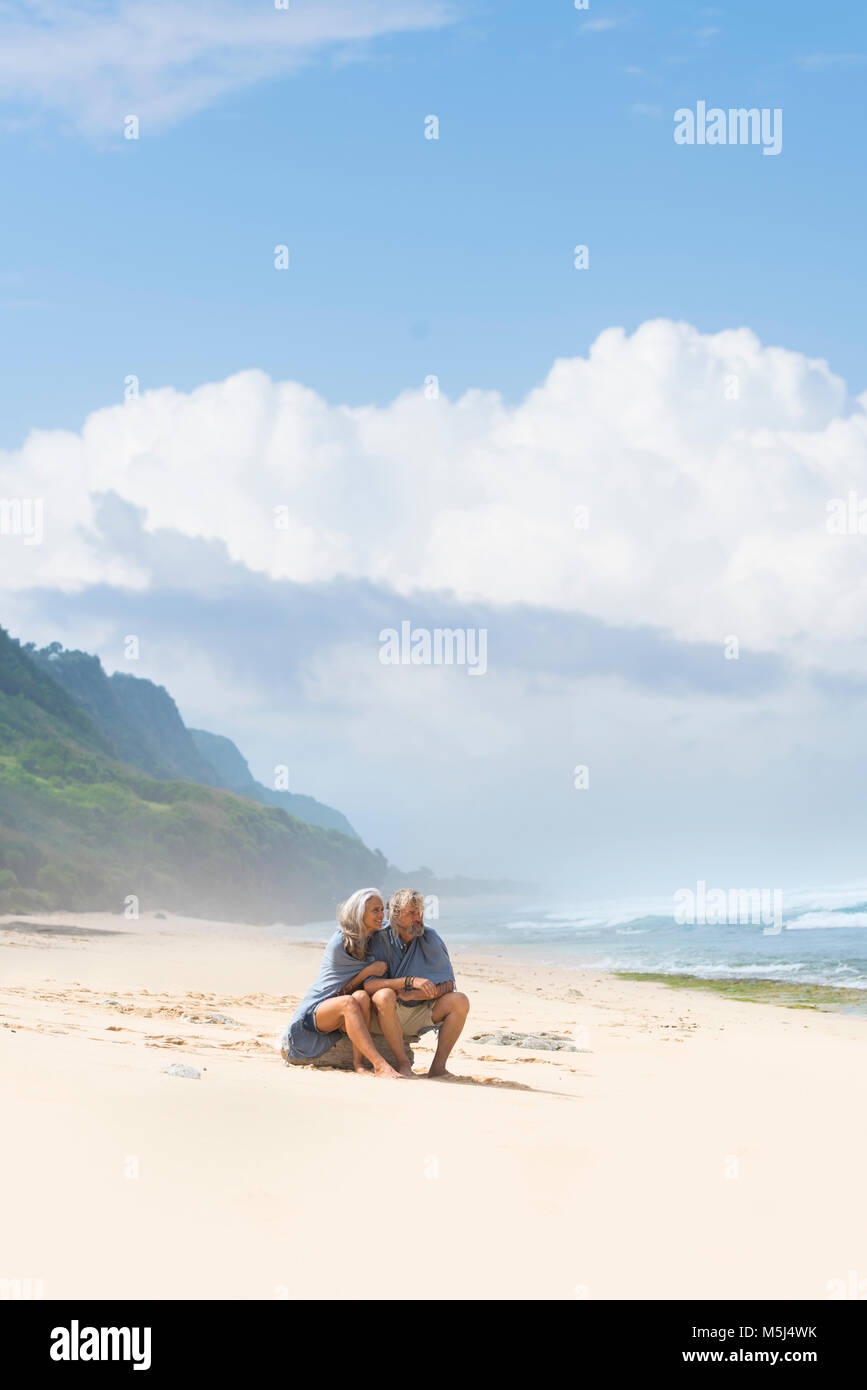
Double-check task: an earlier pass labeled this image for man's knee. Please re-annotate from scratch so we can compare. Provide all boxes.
[432,990,469,1026]
[372,988,396,1010]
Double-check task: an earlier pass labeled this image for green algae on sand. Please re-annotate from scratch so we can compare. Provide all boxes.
[615,972,867,1017]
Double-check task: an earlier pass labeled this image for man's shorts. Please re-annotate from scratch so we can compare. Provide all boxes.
[369,999,438,1038]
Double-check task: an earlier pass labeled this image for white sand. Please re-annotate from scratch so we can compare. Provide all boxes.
[2,909,865,1300]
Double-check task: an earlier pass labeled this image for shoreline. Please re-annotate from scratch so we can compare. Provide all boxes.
[3,909,867,1299]
[616,970,867,1017]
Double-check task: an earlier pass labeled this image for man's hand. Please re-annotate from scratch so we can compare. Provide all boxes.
[410,977,437,999]
[398,981,455,1002]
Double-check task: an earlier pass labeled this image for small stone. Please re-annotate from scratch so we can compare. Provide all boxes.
[155,912,167,919]
[207,1013,242,1027]
[162,1062,201,1080]
[471,1029,589,1053]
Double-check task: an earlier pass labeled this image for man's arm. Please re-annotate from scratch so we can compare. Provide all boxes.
[363,974,437,1001]
[428,980,455,999]
[363,975,454,1002]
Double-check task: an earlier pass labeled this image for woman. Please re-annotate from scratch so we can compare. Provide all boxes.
[280,888,402,1078]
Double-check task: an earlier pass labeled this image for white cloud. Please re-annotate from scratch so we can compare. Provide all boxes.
[795,53,866,72]
[690,26,719,44]
[4,318,867,672]
[0,0,453,138]
[232,642,867,889]
[579,19,622,35]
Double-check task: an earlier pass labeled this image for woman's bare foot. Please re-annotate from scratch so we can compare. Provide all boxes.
[372,1060,403,1078]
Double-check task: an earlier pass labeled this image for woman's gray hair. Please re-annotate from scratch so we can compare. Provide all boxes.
[337,887,383,961]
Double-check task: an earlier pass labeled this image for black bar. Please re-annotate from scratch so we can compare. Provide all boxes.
[4,1299,862,1374]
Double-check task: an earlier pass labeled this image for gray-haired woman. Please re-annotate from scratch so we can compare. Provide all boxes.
[280,888,402,1077]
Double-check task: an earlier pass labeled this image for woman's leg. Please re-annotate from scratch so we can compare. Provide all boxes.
[312,995,401,1078]
[349,990,373,1072]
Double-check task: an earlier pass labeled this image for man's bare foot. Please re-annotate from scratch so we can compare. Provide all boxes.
[398,1065,415,1078]
[427,1066,456,1079]
[372,1061,403,1078]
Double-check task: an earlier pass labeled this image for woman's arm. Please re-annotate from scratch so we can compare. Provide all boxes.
[340,960,387,994]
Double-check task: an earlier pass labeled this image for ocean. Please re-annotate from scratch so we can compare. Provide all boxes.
[276,882,867,1009]
[439,885,867,1004]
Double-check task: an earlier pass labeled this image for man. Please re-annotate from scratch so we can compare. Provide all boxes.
[366,889,469,1078]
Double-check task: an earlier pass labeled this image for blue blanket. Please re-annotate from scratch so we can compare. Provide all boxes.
[282,929,372,1061]
[368,924,455,986]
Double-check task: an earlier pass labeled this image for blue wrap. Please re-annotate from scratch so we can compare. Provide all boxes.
[282,929,373,1061]
[368,923,455,986]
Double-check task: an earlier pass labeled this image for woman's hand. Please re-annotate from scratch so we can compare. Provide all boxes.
[342,960,387,994]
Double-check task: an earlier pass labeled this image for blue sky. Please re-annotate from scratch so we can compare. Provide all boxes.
[2,0,866,448]
[3,1,867,896]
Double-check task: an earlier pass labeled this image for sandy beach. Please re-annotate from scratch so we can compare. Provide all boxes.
[2,909,866,1301]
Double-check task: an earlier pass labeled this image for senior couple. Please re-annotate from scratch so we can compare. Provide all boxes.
[281,888,470,1078]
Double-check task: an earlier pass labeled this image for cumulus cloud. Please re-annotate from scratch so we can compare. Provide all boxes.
[7,496,785,699]
[4,319,867,674]
[0,0,452,138]
[2,542,824,892]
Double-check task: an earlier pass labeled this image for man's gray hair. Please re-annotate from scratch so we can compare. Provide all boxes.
[387,888,425,938]
[337,887,382,961]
